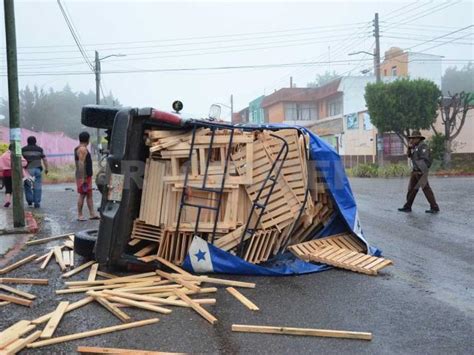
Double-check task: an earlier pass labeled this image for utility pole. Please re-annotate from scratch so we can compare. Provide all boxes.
[230,94,234,122]
[374,12,384,166]
[94,51,101,160]
[4,0,25,227]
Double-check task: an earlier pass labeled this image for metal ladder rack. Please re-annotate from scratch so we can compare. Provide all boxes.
[174,126,235,243]
[238,133,289,257]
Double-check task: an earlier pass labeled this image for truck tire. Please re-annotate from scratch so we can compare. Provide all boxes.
[81,105,120,129]
[74,229,98,259]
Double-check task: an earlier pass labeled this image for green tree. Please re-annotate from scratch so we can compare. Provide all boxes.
[442,62,474,95]
[307,70,339,88]
[0,85,121,137]
[364,78,441,145]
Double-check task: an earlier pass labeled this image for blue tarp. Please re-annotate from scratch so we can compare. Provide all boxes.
[182,125,380,275]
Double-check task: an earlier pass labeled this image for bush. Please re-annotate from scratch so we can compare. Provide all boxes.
[348,163,410,178]
[427,133,445,162]
[0,142,8,155]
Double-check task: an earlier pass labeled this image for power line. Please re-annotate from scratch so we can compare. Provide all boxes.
[405,24,473,51]
[3,21,371,50]
[384,1,434,22]
[56,0,93,71]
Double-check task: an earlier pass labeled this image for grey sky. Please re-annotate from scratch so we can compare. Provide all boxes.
[1,0,473,119]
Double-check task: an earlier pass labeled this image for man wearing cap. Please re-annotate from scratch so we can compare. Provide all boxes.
[398,130,440,213]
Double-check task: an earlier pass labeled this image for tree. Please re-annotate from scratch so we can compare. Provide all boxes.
[432,92,473,168]
[365,79,441,145]
[442,63,474,96]
[307,70,339,88]
[0,85,121,137]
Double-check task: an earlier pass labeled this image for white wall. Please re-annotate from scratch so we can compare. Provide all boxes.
[340,76,376,115]
[407,53,442,88]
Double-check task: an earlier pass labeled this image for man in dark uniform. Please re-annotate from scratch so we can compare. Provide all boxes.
[398,131,440,213]
[22,136,48,208]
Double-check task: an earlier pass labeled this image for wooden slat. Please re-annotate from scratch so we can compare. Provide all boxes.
[40,301,69,339]
[28,319,160,349]
[61,261,95,278]
[0,254,37,275]
[226,287,259,311]
[231,324,372,341]
[174,290,217,325]
[0,284,36,300]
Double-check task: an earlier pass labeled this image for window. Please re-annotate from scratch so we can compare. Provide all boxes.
[363,112,373,130]
[391,66,397,76]
[383,133,404,155]
[346,113,358,129]
[284,103,317,121]
[327,98,342,116]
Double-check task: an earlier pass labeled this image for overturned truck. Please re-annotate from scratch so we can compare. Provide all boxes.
[79,105,390,276]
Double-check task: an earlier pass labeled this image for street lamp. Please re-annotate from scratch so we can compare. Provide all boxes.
[94,51,126,158]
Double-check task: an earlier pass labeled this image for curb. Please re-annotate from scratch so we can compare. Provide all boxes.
[0,211,39,235]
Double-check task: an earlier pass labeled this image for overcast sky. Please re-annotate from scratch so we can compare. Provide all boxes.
[1,0,473,118]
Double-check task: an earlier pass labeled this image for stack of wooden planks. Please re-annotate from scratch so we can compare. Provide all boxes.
[130,127,337,266]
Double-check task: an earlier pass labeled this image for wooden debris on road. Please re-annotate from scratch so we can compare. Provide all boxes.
[2,329,41,354]
[40,250,54,270]
[0,254,37,275]
[77,346,185,354]
[61,260,95,279]
[0,320,35,349]
[226,287,259,311]
[0,284,36,300]
[40,301,69,339]
[27,318,160,349]
[25,233,74,246]
[231,324,372,341]
[0,277,48,285]
[0,293,33,307]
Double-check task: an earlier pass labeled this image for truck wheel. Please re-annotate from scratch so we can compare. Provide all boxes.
[81,105,120,130]
[74,229,98,259]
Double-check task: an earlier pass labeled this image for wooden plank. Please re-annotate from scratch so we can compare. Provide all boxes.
[27,319,160,349]
[40,250,54,270]
[53,246,66,271]
[91,293,131,323]
[0,320,32,348]
[155,270,200,292]
[226,287,259,311]
[0,293,33,307]
[0,254,37,275]
[102,290,215,308]
[77,346,184,354]
[40,301,70,339]
[174,290,217,325]
[62,250,71,267]
[32,297,94,324]
[88,263,99,282]
[0,284,36,300]
[99,294,172,314]
[0,323,36,349]
[25,233,74,246]
[2,329,41,354]
[180,275,256,289]
[155,257,193,276]
[231,324,372,341]
[0,301,10,306]
[96,271,118,279]
[61,260,95,278]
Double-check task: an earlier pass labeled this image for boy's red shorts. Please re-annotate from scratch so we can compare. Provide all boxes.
[76,176,93,196]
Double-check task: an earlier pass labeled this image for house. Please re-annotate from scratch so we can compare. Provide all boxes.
[380,47,442,87]
[248,96,265,124]
[232,107,249,124]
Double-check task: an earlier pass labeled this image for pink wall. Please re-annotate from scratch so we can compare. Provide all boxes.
[0,127,78,166]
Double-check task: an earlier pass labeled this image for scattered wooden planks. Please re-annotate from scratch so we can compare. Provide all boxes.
[41,301,69,339]
[0,277,48,285]
[25,233,74,246]
[0,254,37,275]
[231,324,372,341]
[0,320,35,349]
[226,287,259,311]
[77,346,185,354]
[27,318,160,349]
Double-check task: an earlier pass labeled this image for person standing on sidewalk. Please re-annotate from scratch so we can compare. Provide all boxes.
[398,131,440,214]
[0,144,30,208]
[75,132,99,221]
[22,136,48,208]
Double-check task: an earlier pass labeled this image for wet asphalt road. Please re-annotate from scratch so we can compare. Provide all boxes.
[0,177,473,354]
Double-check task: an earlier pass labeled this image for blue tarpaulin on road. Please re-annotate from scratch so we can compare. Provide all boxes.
[182,125,380,275]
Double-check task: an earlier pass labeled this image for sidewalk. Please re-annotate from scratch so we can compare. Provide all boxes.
[0,205,38,236]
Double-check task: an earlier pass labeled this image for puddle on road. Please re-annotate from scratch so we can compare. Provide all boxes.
[0,234,29,256]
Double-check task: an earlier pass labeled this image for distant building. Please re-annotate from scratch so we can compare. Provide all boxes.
[380,47,442,87]
[232,107,249,124]
[248,96,265,124]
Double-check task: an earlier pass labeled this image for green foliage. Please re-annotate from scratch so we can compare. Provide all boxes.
[347,163,410,178]
[0,85,121,138]
[427,133,446,162]
[307,70,339,88]
[442,62,474,96]
[0,142,8,155]
[365,79,441,141]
